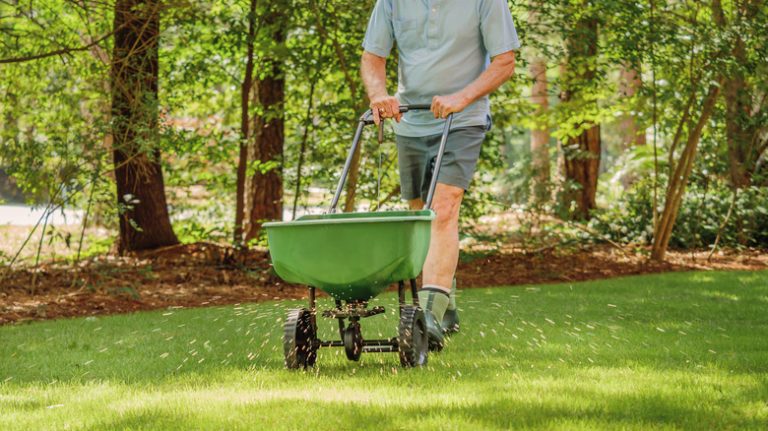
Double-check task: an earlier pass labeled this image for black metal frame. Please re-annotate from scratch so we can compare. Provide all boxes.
[291,105,451,362]
[304,279,420,356]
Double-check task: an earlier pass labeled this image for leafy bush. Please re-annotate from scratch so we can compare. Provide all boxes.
[174,219,231,244]
[592,177,768,248]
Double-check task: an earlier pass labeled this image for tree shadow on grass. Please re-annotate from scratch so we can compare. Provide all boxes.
[74,383,768,431]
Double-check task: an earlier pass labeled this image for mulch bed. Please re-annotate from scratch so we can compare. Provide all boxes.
[1,242,765,325]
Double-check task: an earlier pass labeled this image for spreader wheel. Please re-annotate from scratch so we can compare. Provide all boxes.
[283,308,317,369]
[343,321,363,361]
[398,305,428,367]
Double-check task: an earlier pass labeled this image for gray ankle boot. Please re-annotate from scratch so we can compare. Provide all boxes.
[442,279,460,334]
[417,287,449,351]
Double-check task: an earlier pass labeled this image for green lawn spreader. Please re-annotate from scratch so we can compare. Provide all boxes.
[264,105,453,368]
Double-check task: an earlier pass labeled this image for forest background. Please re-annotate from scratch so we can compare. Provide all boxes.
[1,0,767,273]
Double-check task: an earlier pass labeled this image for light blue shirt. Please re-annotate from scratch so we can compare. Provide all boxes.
[362,0,520,137]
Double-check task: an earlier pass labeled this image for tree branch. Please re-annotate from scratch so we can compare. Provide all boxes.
[0,28,114,64]
[707,187,738,262]
[757,136,768,158]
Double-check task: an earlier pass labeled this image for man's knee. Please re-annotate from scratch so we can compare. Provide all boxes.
[431,184,463,229]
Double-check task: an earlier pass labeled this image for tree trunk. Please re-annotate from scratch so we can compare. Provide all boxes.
[714,0,765,189]
[723,35,757,189]
[618,64,646,149]
[244,7,285,242]
[528,1,550,205]
[618,64,646,188]
[651,83,721,261]
[111,0,178,254]
[235,0,258,245]
[560,9,600,220]
[562,125,600,219]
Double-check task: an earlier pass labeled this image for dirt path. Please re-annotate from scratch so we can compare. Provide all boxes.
[1,242,765,325]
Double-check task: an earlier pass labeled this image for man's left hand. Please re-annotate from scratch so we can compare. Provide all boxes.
[431,93,470,119]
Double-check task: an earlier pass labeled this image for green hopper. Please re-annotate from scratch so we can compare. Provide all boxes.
[265,210,434,301]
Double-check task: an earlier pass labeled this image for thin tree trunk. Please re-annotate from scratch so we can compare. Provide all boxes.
[651,83,721,261]
[244,6,285,242]
[707,187,738,262]
[1,91,23,204]
[292,79,317,220]
[235,0,258,245]
[530,60,550,204]
[308,0,367,212]
[343,130,363,212]
[528,1,550,205]
[560,8,600,220]
[111,0,178,254]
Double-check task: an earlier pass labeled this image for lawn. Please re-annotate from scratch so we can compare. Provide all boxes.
[1,270,767,430]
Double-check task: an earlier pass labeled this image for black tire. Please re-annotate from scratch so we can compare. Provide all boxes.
[398,305,428,367]
[343,321,363,361]
[283,308,317,369]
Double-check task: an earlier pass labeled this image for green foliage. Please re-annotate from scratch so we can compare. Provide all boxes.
[673,181,768,249]
[77,236,115,260]
[591,177,656,245]
[175,219,231,244]
[1,0,766,258]
[592,177,768,248]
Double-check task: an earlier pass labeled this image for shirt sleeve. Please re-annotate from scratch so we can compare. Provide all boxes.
[362,0,394,58]
[479,0,521,57]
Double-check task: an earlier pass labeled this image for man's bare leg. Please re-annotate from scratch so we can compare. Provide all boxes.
[409,183,463,292]
[409,183,463,347]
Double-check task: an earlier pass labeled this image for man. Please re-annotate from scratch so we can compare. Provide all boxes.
[361,0,520,349]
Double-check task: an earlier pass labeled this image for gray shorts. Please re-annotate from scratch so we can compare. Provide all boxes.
[395,126,487,201]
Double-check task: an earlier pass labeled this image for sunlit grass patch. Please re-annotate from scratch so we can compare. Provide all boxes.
[0,270,766,430]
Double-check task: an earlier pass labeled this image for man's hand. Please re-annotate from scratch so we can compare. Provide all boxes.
[431,51,516,119]
[369,95,402,125]
[431,93,470,119]
[361,51,401,125]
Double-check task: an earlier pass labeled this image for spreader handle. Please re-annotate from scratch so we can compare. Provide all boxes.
[329,105,453,213]
[359,104,432,125]
[423,113,453,210]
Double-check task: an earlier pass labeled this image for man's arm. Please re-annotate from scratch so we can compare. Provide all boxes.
[431,51,516,119]
[361,51,402,125]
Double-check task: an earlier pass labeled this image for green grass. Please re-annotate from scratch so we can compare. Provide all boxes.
[1,270,767,430]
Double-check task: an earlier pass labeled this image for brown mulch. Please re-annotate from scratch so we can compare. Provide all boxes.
[1,242,766,325]
[457,246,767,286]
[0,243,304,325]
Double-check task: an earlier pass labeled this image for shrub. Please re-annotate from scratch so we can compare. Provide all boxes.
[591,178,768,249]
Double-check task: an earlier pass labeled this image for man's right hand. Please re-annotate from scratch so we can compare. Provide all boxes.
[369,95,402,125]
